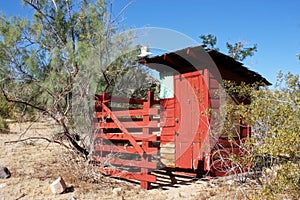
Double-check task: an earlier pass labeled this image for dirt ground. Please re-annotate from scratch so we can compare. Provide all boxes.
[0,121,261,200]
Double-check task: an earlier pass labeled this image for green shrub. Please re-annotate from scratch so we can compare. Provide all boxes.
[0,95,11,118]
[224,72,300,199]
[0,116,9,133]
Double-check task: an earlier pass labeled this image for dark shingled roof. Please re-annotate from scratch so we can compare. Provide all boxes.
[140,46,271,86]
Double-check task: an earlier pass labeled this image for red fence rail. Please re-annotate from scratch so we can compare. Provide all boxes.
[93,91,160,189]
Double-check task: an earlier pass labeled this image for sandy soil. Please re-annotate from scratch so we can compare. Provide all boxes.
[0,121,261,200]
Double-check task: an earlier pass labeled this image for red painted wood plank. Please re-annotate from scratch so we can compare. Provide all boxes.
[160,99,175,108]
[160,135,175,143]
[94,133,158,142]
[240,126,251,138]
[113,108,159,117]
[94,108,159,118]
[94,145,158,154]
[101,104,144,156]
[95,120,158,129]
[110,96,147,104]
[160,117,175,127]
[161,109,174,117]
[102,158,157,169]
[100,168,157,183]
[216,138,247,148]
[160,127,175,135]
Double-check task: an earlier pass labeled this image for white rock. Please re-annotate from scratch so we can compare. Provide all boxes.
[112,187,122,196]
[226,179,234,185]
[50,177,67,194]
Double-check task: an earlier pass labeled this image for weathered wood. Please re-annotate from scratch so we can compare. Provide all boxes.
[94,144,158,154]
[106,158,157,169]
[160,153,176,167]
[95,121,158,129]
[100,168,157,183]
[94,133,158,142]
[160,147,175,154]
[101,104,144,156]
[160,117,175,127]
[160,142,175,148]
[94,107,159,118]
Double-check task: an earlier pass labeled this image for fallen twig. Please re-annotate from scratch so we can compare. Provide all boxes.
[4,136,69,149]
[15,193,26,200]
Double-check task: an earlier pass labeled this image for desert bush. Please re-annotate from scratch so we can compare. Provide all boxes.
[224,72,300,199]
[57,148,121,190]
[0,94,9,132]
[0,116,9,133]
[0,95,11,118]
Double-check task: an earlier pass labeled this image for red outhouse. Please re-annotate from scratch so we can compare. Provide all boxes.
[93,46,270,189]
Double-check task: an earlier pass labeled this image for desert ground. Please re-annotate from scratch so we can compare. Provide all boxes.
[0,121,261,200]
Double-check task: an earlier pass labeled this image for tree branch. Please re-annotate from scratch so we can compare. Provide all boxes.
[4,136,69,149]
[24,0,66,47]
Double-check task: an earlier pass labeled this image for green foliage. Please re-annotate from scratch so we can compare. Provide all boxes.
[224,72,300,199]
[97,48,158,99]
[199,34,257,61]
[0,93,11,132]
[0,94,11,118]
[0,115,9,133]
[199,34,219,51]
[0,0,143,155]
[261,162,300,199]
[226,42,257,61]
[0,0,133,118]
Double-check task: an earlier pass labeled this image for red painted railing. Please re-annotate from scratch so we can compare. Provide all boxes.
[93,91,160,189]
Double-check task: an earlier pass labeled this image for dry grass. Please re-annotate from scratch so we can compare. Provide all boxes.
[0,121,262,200]
[0,121,153,200]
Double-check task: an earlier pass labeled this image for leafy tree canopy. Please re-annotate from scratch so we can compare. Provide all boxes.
[199,34,257,61]
[0,0,140,155]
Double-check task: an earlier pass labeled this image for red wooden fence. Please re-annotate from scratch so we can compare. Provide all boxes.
[93,91,160,189]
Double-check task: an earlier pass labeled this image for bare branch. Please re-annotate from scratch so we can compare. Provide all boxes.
[111,0,135,24]
[24,0,66,46]
[1,87,46,113]
[4,136,69,149]
[18,116,42,140]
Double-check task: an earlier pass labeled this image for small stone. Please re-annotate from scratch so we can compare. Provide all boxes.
[0,167,11,179]
[226,179,234,185]
[178,192,187,198]
[50,177,67,194]
[209,183,216,188]
[112,187,122,196]
[0,183,6,188]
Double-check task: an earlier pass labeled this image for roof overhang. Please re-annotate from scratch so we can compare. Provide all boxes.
[139,46,271,86]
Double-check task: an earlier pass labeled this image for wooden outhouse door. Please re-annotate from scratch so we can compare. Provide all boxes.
[174,71,204,169]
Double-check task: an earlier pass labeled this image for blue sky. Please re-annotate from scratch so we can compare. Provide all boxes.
[115,0,300,85]
[1,0,300,84]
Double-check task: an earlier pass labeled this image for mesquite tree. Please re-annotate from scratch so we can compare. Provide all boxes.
[0,0,136,157]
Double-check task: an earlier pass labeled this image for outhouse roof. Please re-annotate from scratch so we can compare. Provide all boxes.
[140,46,271,85]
